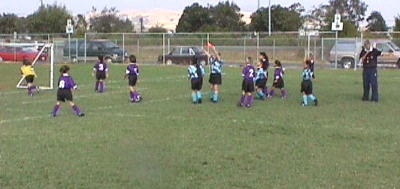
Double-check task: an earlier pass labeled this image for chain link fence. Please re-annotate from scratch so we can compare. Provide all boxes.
[1,31,399,69]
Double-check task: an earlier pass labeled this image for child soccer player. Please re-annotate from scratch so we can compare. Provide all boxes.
[20,59,39,96]
[188,58,205,104]
[92,55,109,93]
[269,60,287,99]
[255,60,268,100]
[51,65,85,117]
[239,57,256,108]
[301,60,318,106]
[208,51,223,103]
[125,55,142,103]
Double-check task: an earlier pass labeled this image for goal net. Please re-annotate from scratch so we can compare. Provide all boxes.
[0,43,55,90]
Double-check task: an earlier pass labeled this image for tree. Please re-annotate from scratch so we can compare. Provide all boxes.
[74,14,87,37]
[148,25,168,33]
[394,15,400,31]
[26,3,72,33]
[210,1,246,31]
[366,11,387,31]
[311,0,368,29]
[250,3,304,32]
[339,20,358,37]
[176,3,213,32]
[0,13,26,33]
[176,1,246,32]
[89,7,134,33]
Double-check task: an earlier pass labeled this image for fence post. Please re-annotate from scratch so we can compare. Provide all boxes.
[122,33,125,62]
[162,33,166,64]
[75,38,78,61]
[207,33,210,54]
[335,31,338,69]
[256,32,260,59]
[137,38,140,58]
[243,37,246,62]
[84,33,87,63]
[168,37,170,55]
[321,37,324,61]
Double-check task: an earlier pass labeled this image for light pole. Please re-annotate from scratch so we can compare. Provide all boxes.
[257,0,260,10]
[268,0,271,36]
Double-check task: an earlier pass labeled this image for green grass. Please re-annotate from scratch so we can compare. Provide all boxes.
[1,63,400,188]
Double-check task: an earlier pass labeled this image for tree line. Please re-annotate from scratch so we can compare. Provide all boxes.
[0,0,399,36]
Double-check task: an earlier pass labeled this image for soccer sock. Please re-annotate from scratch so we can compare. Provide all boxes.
[303,95,308,106]
[99,81,104,93]
[130,91,135,101]
[257,91,265,99]
[263,87,269,96]
[239,95,245,106]
[281,89,287,98]
[52,104,61,116]
[213,93,219,102]
[72,105,82,116]
[192,93,197,103]
[209,91,214,99]
[248,95,254,107]
[95,81,99,91]
[197,91,202,101]
[309,94,316,101]
[269,90,275,97]
[133,91,140,102]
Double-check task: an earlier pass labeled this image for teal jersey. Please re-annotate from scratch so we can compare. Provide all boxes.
[302,69,314,81]
[210,59,223,74]
[188,65,205,80]
[255,68,267,81]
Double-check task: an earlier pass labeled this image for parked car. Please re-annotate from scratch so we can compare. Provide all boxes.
[63,40,128,63]
[0,46,47,62]
[329,39,400,69]
[158,46,209,65]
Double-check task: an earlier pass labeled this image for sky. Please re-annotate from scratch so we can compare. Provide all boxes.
[0,0,398,26]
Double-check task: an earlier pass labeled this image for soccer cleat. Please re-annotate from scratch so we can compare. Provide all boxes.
[198,99,202,104]
[314,99,318,106]
[78,113,85,117]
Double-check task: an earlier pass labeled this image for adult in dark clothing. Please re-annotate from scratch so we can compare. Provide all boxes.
[360,41,382,102]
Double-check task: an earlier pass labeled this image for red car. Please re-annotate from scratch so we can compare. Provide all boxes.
[0,46,47,62]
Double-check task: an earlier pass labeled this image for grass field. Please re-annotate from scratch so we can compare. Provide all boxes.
[0,63,400,188]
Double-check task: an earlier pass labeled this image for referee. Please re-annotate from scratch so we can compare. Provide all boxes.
[360,40,382,102]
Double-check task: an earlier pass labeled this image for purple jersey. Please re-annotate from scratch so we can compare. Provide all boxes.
[93,62,108,73]
[274,67,284,80]
[242,65,256,82]
[126,64,139,76]
[58,74,77,89]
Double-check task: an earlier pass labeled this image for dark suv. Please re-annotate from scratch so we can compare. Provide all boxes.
[158,46,208,65]
[64,40,128,63]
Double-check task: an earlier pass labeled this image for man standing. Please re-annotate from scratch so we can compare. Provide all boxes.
[360,41,382,102]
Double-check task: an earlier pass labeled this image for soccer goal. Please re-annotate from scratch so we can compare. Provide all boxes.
[13,43,55,90]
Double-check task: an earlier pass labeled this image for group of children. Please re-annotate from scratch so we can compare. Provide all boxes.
[19,49,318,117]
[20,54,142,117]
[187,50,318,108]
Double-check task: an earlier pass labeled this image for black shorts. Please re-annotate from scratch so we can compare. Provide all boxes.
[191,78,203,90]
[255,78,267,89]
[128,75,137,87]
[242,79,255,93]
[96,72,106,80]
[25,75,35,83]
[209,73,222,85]
[57,89,73,102]
[273,78,284,89]
[301,80,313,95]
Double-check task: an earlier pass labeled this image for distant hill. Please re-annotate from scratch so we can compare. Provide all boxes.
[115,9,252,32]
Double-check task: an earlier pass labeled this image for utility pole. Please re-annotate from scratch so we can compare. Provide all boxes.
[268,0,271,36]
[257,0,260,10]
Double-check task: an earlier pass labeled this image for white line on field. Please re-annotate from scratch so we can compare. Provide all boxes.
[0,94,187,125]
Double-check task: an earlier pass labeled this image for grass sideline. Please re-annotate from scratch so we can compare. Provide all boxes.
[1,63,400,188]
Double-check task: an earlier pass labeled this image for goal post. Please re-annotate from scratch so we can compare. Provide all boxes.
[15,43,54,90]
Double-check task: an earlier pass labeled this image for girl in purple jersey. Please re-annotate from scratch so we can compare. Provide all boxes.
[51,65,84,117]
[124,55,142,103]
[269,60,287,99]
[92,55,109,93]
[238,57,256,108]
